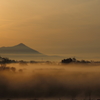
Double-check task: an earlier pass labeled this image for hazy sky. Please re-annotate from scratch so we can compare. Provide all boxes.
[0,0,100,55]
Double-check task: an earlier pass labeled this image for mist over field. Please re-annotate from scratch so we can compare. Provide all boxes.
[0,63,100,99]
[0,0,100,100]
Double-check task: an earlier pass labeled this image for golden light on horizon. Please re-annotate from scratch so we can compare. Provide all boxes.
[0,0,100,55]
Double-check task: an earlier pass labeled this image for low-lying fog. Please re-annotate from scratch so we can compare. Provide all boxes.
[0,62,100,99]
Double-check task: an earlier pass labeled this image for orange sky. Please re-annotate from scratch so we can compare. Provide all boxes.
[0,0,100,55]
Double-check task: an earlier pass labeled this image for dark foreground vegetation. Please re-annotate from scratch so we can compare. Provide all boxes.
[61,58,100,64]
[0,56,51,64]
[0,56,16,64]
[0,56,100,64]
[0,56,100,100]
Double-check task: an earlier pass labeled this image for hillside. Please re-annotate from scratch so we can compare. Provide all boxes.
[0,43,42,54]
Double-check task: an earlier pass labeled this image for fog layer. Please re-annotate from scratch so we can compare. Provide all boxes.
[0,63,100,98]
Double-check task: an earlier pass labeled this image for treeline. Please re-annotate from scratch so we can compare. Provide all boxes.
[0,56,37,64]
[0,65,23,72]
[61,58,100,64]
[0,56,16,64]
[0,64,17,72]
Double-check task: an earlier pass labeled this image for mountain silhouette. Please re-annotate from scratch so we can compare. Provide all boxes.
[0,43,63,61]
[0,43,42,54]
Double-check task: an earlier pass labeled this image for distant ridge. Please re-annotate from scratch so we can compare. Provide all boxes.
[0,43,42,55]
[0,43,63,61]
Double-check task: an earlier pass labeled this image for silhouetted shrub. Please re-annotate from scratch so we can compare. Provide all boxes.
[61,58,75,63]
[19,69,23,72]
[61,58,91,64]
[0,56,16,64]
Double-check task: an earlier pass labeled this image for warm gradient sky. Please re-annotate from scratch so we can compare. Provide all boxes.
[0,0,100,56]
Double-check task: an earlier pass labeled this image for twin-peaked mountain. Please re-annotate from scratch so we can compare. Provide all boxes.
[0,43,44,55]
